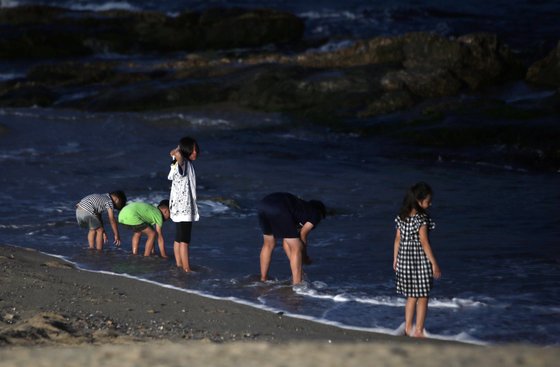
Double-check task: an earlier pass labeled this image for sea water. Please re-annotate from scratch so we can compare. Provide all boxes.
[0,107,558,345]
[0,0,559,346]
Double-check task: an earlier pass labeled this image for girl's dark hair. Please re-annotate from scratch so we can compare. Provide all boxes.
[179,136,199,160]
[110,190,127,210]
[309,200,327,220]
[398,182,432,220]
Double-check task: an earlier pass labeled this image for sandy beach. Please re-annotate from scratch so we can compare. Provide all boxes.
[0,244,557,366]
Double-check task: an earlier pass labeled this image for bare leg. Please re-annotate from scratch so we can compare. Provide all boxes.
[174,241,182,267]
[131,232,142,255]
[143,227,156,257]
[413,297,429,338]
[284,238,303,284]
[405,297,417,336]
[95,228,104,251]
[87,229,96,249]
[282,239,291,259]
[260,235,276,281]
[178,242,191,272]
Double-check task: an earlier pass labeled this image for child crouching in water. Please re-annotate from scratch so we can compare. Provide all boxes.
[76,191,127,250]
[118,200,170,258]
[393,182,441,337]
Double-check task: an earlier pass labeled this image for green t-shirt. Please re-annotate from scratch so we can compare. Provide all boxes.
[118,202,163,227]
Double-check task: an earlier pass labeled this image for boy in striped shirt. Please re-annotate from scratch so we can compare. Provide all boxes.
[76,191,127,251]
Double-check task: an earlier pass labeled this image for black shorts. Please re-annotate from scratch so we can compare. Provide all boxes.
[258,201,298,239]
[175,221,193,243]
[121,223,150,232]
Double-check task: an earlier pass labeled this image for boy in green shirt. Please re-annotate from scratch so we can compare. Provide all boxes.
[118,200,170,258]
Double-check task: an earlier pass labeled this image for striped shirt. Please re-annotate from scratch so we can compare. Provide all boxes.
[77,193,114,216]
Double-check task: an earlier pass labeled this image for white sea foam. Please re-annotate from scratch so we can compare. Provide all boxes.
[306,40,355,53]
[0,0,20,8]
[54,91,99,105]
[141,113,232,128]
[198,200,230,216]
[127,196,230,216]
[0,72,24,81]
[299,10,360,21]
[0,148,40,161]
[294,285,487,309]
[189,117,230,127]
[67,1,140,12]
[0,223,37,229]
[394,323,486,345]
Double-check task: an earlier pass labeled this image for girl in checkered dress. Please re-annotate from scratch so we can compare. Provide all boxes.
[393,182,441,337]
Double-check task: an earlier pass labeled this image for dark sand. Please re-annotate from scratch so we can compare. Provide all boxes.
[0,244,557,366]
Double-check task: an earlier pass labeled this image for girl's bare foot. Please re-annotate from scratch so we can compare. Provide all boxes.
[413,330,425,338]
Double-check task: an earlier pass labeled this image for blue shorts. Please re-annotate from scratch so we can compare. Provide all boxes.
[76,207,102,230]
[258,201,299,239]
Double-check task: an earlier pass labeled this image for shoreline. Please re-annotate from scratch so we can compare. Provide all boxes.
[1,244,558,366]
[0,243,409,345]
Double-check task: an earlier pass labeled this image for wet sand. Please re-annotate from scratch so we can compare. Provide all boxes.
[0,244,557,366]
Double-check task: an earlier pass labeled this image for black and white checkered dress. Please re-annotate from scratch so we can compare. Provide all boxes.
[395,213,436,298]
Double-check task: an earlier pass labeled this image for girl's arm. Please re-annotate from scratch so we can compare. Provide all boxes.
[170,146,184,166]
[393,229,401,271]
[155,224,168,258]
[299,222,314,264]
[106,208,121,246]
[299,222,314,245]
[419,225,441,279]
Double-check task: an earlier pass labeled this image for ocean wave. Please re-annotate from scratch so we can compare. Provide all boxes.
[299,10,361,21]
[306,40,356,53]
[0,72,24,81]
[140,113,232,129]
[0,0,20,8]
[0,0,139,11]
[0,148,39,161]
[112,197,233,217]
[294,285,487,309]
[393,323,485,344]
[67,1,140,12]
[199,200,230,216]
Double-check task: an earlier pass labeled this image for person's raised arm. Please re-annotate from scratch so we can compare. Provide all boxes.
[419,225,441,279]
[170,146,184,166]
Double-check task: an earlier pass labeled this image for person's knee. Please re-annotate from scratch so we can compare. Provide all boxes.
[143,227,156,239]
[262,236,275,249]
[286,239,303,252]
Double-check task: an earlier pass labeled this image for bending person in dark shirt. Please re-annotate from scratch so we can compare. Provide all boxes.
[258,192,326,285]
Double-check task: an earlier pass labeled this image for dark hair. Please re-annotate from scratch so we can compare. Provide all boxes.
[179,136,199,160]
[309,200,327,220]
[158,199,170,208]
[398,182,432,220]
[110,190,127,210]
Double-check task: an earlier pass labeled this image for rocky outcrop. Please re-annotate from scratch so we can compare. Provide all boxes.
[526,41,560,87]
[0,6,305,58]
[0,30,526,119]
[0,4,538,120]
